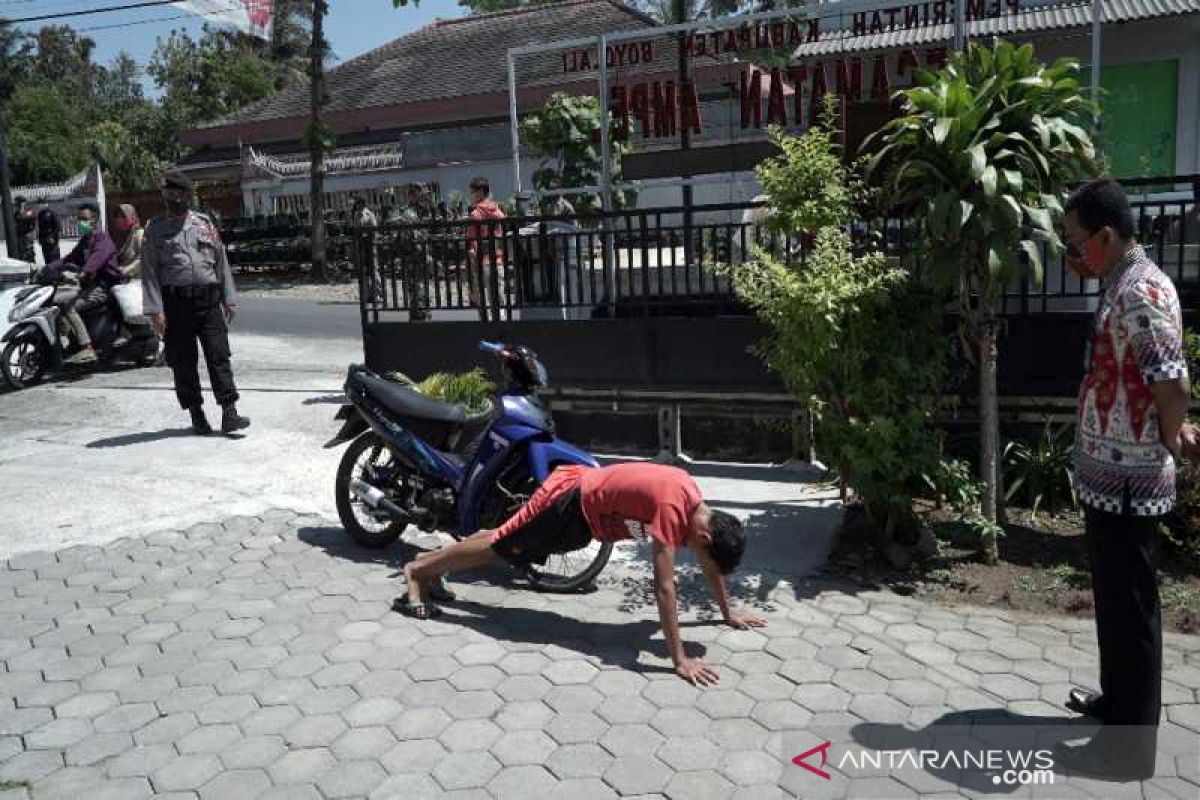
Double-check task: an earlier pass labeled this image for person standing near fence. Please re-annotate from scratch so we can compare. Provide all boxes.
[1055,179,1193,779]
[466,177,506,322]
[142,169,250,437]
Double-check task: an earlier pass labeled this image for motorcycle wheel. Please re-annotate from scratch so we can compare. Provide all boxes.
[478,457,612,594]
[1,335,49,389]
[335,431,407,548]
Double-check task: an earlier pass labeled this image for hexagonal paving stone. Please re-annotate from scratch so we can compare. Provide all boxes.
[496,652,551,676]
[546,713,608,745]
[832,669,888,695]
[596,695,657,726]
[455,642,507,666]
[603,754,670,795]
[449,666,505,692]
[296,686,359,715]
[161,686,219,715]
[889,679,948,708]
[0,750,64,783]
[317,759,388,799]
[546,685,604,714]
[445,690,503,720]
[331,726,396,761]
[867,655,926,681]
[642,679,701,708]
[177,724,242,755]
[750,700,812,732]
[25,717,93,750]
[664,769,735,800]
[388,706,453,741]
[272,653,327,679]
[544,660,600,686]
[546,743,614,778]
[696,689,755,720]
[198,768,273,800]
[495,701,554,732]
[381,737,447,773]
[55,691,119,720]
[440,718,503,752]
[66,732,132,766]
[708,718,770,750]
[721,750,782,786]
[738,674,795,702]
[343,697,403,728]
[107,744,177,778]
[152,754,222,792]
[779,659,835,685]
[240,705,301,736]
[488,764,559,799]
[285,714,348,747]
[312,661,367,688]
[433,751,502,791]
[354,669,412,698]
[407,656,460,682]
[988,637,1044,661]
[791,682,852,714]
[980,674,1039,702]
[197,695,258,725]
[268,747,336,785]
[495,675,551,703]
[599,723,665,758]
[219,735,286,771]
[649,707,709,738]
[491,729,558,767]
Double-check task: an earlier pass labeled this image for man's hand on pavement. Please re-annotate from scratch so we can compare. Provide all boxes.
[725,612,768,630]
[675,658,720,687]
[152,313,167,337]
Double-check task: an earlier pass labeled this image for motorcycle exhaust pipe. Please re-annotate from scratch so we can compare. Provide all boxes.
[350,478,411,524]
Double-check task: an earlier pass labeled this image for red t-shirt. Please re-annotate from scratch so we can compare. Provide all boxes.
[489,463,702,549]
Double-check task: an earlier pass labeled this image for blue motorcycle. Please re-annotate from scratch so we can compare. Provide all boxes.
[326,341,612,592]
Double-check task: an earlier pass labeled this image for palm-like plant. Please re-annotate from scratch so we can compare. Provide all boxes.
[864,40,1097,563]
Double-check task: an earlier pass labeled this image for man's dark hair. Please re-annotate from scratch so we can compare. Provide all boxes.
[469,177,490,196]
[1065,179,1135,239]
[77,201,100,217]
[708,510,746,575]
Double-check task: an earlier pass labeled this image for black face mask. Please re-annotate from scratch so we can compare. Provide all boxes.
[166,199,190,215]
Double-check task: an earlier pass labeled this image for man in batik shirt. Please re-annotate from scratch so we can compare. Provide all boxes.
[1057,179,1195,779]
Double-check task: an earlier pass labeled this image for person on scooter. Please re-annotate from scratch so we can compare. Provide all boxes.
[399,461,767,686]
[47,202,121,365]
[114,204,145,280]
[142,169,249,436]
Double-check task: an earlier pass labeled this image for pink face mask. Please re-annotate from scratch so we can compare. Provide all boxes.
[116,217,138,232]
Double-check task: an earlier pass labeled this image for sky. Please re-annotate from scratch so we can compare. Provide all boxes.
[11,0,468,95]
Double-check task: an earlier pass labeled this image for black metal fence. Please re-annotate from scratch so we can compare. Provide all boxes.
[348,192,1198,324]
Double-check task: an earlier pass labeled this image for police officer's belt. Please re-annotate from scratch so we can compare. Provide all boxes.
[163,284,221,301]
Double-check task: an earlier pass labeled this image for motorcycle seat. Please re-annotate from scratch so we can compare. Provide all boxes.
[351,370,467,426]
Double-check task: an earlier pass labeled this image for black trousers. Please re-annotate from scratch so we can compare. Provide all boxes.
[1084,501,1162,762]
[163,288,238,410]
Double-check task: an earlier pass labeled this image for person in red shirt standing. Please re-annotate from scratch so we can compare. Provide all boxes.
[398,462,766,686]
[465,176,506,322]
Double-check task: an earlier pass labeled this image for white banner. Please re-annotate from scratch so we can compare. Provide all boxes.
[173,0,273,40]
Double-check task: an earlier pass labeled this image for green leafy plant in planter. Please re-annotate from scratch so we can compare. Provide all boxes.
[864,40,1098,564]
[386,369,496,415]
[1003,419,1077,520]
[1162,326,1200,564]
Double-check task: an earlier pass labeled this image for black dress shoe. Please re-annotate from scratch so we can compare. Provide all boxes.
[221,404,250,434]
[1065,688,1106,719]
[189,407,212,435]
[1054,739,1154,781]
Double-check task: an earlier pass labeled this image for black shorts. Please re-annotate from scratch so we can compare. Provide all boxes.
[489,487,593,567]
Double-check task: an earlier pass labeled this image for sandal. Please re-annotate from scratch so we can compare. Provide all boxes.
[392,596,441,619]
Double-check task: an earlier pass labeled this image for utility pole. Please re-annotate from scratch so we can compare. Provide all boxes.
[0,117,16,259]
[308,0,328,282]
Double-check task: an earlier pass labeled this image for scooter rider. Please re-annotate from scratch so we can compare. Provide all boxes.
[141,169,250,436]
[46,202,121,365]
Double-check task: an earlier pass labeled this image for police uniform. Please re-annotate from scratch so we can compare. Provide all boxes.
[141,186,243,427]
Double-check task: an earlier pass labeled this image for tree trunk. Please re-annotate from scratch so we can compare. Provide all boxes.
[308,0,328,282]
[978,310,1001,564]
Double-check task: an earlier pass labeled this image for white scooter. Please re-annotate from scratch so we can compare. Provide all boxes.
[1,267,163,390]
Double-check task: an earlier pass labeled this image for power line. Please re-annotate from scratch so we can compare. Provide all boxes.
[77,8,225,32]
[3,1,196,24]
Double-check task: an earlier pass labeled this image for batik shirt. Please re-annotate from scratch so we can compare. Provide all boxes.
[1074,245,1188,516]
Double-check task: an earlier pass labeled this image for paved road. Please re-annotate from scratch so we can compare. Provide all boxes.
[235,296,362,341]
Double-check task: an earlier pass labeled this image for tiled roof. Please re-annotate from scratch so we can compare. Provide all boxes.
[204,0,656,129]
[794,0,1200,56]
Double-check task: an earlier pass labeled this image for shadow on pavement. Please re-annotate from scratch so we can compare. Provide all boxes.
[86,428,197,448]
[845,709,1119,795]
[302,393,347,406]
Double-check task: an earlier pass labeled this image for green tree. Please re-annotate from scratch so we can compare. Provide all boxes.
[4,79,90,185]
[864,40,1097,563]
[89,119,162,192]
[519,92,632,214]
[722,105,946,557]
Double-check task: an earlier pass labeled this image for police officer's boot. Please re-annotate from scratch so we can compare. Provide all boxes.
[221,403,250,434]
[189,407,212,435]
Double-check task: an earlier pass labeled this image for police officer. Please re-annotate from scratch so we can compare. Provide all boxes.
[36,200,60,266]
[12,196,38,263]
[142,169,250,435]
